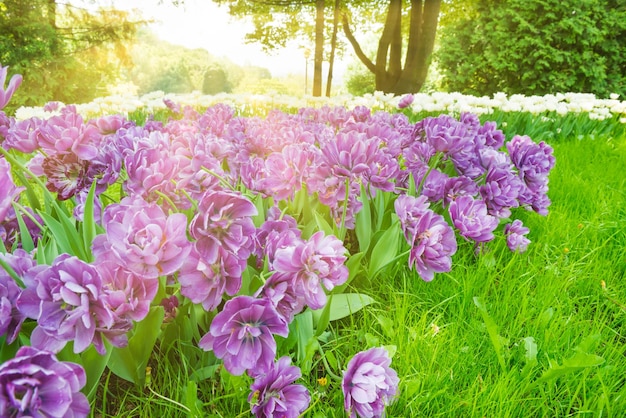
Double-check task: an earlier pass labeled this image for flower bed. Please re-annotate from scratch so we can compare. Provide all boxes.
[0,64,557,417]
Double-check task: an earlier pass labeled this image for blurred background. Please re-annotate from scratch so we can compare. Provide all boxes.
[1,0,624,112]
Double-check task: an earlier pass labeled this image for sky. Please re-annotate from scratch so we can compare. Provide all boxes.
[95,0,346,79]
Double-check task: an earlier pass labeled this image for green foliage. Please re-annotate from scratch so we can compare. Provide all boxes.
[0,0,142,111]
[346,66,376,96]
[202,65,232,95]
[436,0,626,97]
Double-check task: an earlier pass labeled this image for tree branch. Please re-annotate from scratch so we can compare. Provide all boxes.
[341,13,376,73]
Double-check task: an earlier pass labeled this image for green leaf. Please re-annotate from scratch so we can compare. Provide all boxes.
[108,306,165,386]
[523,336,538,364]
[81,181,99,262]
[367,217,401,278]
[355,183,371,252]
[334,251,364,294]
[185,380,202,418]
[473,296,506,372]
[532,350,605,388]
[312,293,376,325]
[293,311,316,375]
[13,205,35,253]
[314,294,332,337]
[313,210,335,237]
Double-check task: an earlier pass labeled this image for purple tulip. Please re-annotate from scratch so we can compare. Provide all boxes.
[0,157,24,222]
[259,143,313,201]
[252,207,302,267]
[3,117,42,153]
[397,93,414,109]
[16,254,130,354]
[0,346,90,418]
[199,296,288,375]
[99,261,159,322]
[442,175,479,207]
[178,245,243,312]
[507,135,556,192]
[123,132,181,206]
[93,196,192,279]
[37,106,100,160]
[256,272,306,323]
[0,65,22,110]
[395,194,457,282]
[272,231,348,310]
[190,189,257,265]
[342,347,399,418]
[504,219,531,253]
[478,166,523,218]
[249,356,310,418]
[448,195,499,243]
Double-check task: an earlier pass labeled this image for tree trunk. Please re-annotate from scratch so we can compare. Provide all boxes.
[342,0,442,94]
[325,0,341,97]
[313,0,325,96]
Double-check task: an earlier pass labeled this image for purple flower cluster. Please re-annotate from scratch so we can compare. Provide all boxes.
[0,346,89,418]
[342,347,399,418]
[0,66,558,415]
[395,113,555,279]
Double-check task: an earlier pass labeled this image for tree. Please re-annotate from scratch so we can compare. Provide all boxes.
[215,0,344,96]
[0,0,145,110]
[202,65,232,94]
[342,0,442,94]
[435,0,626,97]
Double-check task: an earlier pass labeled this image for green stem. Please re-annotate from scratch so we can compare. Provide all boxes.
[298,392,323,416]
[338,177,350,240]
[11,201,45,231]
[415,152,443,196]
[318,346,343,382]
[0,256,25,288]
[200,166,235,191]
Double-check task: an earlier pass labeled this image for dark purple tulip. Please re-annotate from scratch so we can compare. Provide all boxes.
[0,346,90,418]
[342,347,399,418]
[249,356,310,418]
[199,296,288,375]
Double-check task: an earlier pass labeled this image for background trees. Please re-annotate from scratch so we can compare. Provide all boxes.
[0,0,143,110]
[342,0,441,94]
[435,0,626,97]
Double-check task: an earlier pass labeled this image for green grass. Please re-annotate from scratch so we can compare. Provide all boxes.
[91,133,626,417]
